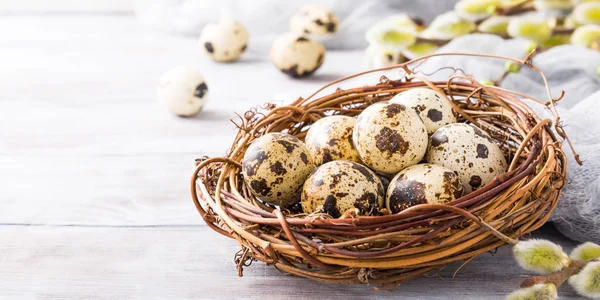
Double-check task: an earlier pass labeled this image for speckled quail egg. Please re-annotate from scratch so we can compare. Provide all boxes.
[242,133,315,207]
[426,123,508,193]
[386,163,465,213]
[271,32,325,78]
[305,116,361,166]
[353,102,428,174]
[199,19,248,62]
[390,88,457,135]
[157,66,208,117]
[301,160,385,217]
[365,45,407,69]
[290,5,339,35]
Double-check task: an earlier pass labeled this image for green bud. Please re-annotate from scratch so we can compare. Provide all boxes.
[423,12,476,39]
[507,16,553,42]
[573,2,600,25]
[513,239,570,274]
[455,0,501,21]
[506,283,558,300]
[479,16,510,35]
[568,261,600,299]
[540,34,572,48]
[505,61,521,73]
[597,65,600,77]
[571,24,600,49]
[525,41,539,52]
[365,15,418,50]
[571,242,600,260]
[480,79,496,86]
[381,30,416,44]
[403,43,439,59]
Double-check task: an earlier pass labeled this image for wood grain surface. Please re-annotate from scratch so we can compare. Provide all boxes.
[0,15,580,299]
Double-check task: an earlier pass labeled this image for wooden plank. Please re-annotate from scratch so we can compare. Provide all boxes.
[0,225,580,300]
[0,154,203,225]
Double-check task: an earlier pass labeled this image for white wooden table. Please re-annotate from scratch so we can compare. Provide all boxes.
[0,15,580,299]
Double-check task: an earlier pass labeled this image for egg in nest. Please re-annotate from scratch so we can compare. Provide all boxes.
[390,88,457,135]
[242,133,315,207]
[425,123,508,193]
[305,116,361,166]
[301,160,385,217]
[386,163,465,213]
[353,102,428,174]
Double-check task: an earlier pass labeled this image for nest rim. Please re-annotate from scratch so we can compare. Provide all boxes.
[190,52,571,287]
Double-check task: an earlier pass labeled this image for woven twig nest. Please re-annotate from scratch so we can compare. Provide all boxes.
[191,52,573,288]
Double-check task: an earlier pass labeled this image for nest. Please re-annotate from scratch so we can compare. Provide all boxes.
[191,52,574,288]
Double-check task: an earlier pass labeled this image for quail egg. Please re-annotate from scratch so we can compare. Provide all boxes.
[199,19,248,62]
[271,32,325,78]
[390,88,457,134]
[305,116,361,166]
[157,66,208,117]
[365,45,407,69]
[426,123,508,193]
[242,133,315,207]
[353,102,428,174]
[386,163,465,213]
[301,160,385,217]
[290,4,339,35]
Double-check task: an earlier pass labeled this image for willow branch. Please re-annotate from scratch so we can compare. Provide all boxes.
[520,259,596,288]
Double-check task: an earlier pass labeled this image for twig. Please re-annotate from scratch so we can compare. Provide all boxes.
[520,259,596,288]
